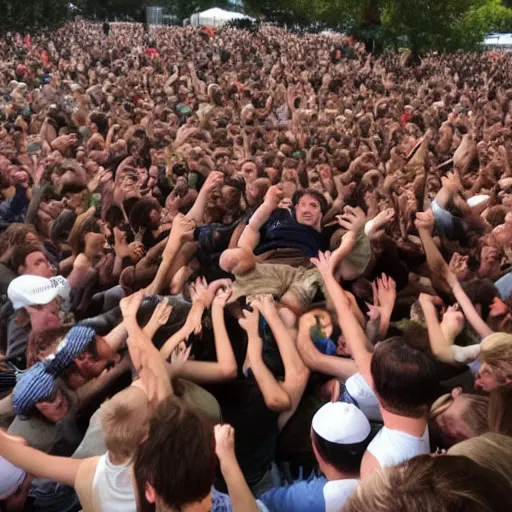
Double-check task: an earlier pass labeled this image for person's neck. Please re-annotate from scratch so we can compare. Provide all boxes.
[322,465,358,482]
[381,409,427,437]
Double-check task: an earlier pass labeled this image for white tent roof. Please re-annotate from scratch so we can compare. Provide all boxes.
[190,7,254,27]
[483,33,512,47]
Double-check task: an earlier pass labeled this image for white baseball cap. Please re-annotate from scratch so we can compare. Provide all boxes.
[7,275,70,310]
[312,402,371,444]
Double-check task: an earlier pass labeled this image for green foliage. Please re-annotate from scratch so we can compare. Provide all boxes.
[0,0,70,34]
[458,0,512,49]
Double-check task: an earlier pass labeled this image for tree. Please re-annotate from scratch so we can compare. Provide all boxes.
[0,0,70,35]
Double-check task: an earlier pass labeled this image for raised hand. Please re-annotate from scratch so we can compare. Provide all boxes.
[263,184,284,210]
[214,424,236,461]
[212,285,233,308]
[414,209,435,234]
[150,300,173,328]
[238,307,260,337]
[449,252,470,281]
[170,341,192,370]
[310,250,337,278]
[189,276,210,306]
[250,294,277,319]
[374,274,397,312]
[336,205,367,232]
[120,289,145,321]
[167,213,196,250]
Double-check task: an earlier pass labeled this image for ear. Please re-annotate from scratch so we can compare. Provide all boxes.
[18,265,26,275]
[145,482,157,504]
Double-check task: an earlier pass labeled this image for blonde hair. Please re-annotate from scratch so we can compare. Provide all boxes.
[100,389,149,464]
[430,392,488,437]
[488,384,512,436]
[480,333,512,384]
[448,433,512,482]
[344,454,512,512]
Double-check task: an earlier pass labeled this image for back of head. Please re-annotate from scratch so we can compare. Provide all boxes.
[488,383,512,436]
[100,389,149,464]
[134,396,215,511]
[344,454,512,512]
[371,336,439,418]
[480,333,512,385]
[448,432,512,483]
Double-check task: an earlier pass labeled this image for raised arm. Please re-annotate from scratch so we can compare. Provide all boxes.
[159,279,209,361]
[239,308,291,412]
[415,210,452,294]
[311,250,374,388]
[144,214,196,296]
[175,286,238,383]
[252,295,310,429]
[215,425,259,512]
[296,309,357,381]
[0,431,86,488]
[120,291,173,406]
[238,185,283,252]
[185,171,224,225]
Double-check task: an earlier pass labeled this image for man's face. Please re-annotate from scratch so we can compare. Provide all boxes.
[295,194,323,231]
[22,251,55,278]
[73,336,116,381]
[35,388,69,423]
[241,162,258,183]
[27,299,62,331]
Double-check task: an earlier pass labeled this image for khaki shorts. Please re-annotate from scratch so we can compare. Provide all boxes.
[231,263,324,311]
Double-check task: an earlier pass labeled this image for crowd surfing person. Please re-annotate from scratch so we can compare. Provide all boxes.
[1,19,512,512]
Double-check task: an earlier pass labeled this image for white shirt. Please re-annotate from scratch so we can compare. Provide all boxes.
[367,425,430,469]
[345,373,382,422]
[323,479,359,512]
[92,453,136,512]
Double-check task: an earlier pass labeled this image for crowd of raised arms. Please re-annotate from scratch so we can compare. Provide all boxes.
[0,18,512,512]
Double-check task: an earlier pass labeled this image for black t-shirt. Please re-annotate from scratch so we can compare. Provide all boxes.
[256,208,333,258]
[198,311,279,489]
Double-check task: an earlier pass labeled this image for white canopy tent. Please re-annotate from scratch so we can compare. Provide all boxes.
[483,33,512,49]
[189,7,254,28]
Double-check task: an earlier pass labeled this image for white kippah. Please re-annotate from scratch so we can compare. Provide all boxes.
[312,402,371,444]
[0,456,26,500]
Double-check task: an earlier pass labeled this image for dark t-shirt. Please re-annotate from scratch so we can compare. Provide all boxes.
[197,311,279,489]
[256,209,332,258]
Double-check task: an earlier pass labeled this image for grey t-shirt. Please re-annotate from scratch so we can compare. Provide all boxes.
[6,313,29,359]
[8,384,83,456]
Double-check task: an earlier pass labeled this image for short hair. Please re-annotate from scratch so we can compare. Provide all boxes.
[10,243,46,274]
[0,223,36,258]
[488,384,512,436]
[134,396,216,511]
[461,279,499,321]
[26,326,71,368]
[480,333,512,384]
[129,197,161,232]
[371,337,439,418]
[345,454,512,512]
[311,430,370,474]
[100,389,149,463]
[448,433,512,483]
[293,189,328,216]
[486,206,507,228]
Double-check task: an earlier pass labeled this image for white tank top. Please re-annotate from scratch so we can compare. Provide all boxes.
[91,453,137,512]
[323,479,359,512]
[345,373,382,422]
[367,425,430,469]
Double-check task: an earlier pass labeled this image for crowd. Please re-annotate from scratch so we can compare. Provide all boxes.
[0,18,511,511]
